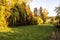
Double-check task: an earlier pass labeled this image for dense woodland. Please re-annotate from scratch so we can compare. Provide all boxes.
[0,0,60,29]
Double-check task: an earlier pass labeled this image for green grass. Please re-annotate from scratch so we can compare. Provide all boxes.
[0,24,55,40]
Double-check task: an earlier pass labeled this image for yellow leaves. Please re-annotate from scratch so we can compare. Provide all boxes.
[0,27,14,32]
[42,9,48,18]
[10,0,16,7]
[37,17,43,25]
[26,5,32,16]
[23,0,28,2]
[17,0,31,5]
[0,0,12,29]
[0,0,14,30]
[32,12,35,16]
[0,6,5,10]
[4,10,11,18]
[0,6,5,14]
[17,0,22,5]
[0,6,9,29]
[18,0,28,3]
[35,16,43,25]
[17,0,27,5]
[5,0,9,4]
[32,15,43,25]
[23,0,32,3]
[0,0,9,6]
[0,16,9,31]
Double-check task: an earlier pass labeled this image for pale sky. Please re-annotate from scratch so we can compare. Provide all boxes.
[29,0,60,16]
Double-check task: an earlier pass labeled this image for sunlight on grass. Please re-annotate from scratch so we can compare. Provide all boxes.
[39,24,54,26]
[0,27,18,33]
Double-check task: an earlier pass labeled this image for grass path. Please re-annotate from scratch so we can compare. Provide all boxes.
[0,25,55,40]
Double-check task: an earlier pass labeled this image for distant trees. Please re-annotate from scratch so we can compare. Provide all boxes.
[34,8,38,16]
[0,0,50,28]
[33,7,48,24]
[26,5,38,25]
[39,7,48,24]
[55,5,60,28]
[55,6,60,20]
[39,7,43,18]
[33,7,43,24]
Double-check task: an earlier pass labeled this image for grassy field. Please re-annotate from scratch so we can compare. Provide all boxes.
[0,24,55,40]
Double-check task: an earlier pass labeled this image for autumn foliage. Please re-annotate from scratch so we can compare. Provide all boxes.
[0,0,49,29]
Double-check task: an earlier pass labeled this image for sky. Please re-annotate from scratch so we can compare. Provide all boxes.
[29,0,60,16]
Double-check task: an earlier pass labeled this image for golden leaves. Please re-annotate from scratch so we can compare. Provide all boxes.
[42,9,48,18]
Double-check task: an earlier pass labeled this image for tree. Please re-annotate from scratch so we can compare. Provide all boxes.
[8,2,27,26]
[40,7,43,17]
[42,9,48,23]
[8,5,20,26]
[39,7,48,24]
[0,6,7,29]
[25,5,33,25]
[8,0,33,26]
[0,0,11,29]
[34,8,38,16]
[55,6,60,20]
[55,5,60,28]
[0,0,33,28]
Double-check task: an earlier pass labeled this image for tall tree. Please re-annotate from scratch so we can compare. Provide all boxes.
[8,5,20,26]
[26,5,33,24]
[0,0,11,29]
[42,9,48,23]
[40,7,43,17]
[8,2,27,26]
[55,6,60,20]
[34,8,38,16]
[39,7,48,23]
[55,5,60,26]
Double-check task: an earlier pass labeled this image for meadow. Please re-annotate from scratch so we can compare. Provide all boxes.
[0,24,56,40]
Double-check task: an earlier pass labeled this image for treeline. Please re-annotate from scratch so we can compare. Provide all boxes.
[0,0,59,29]
[8,2,38,26]
[0,0,43,28]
